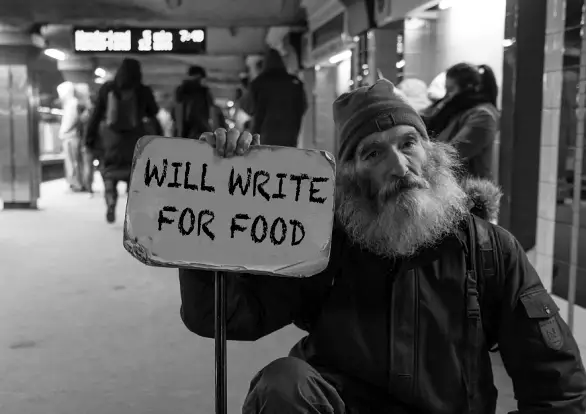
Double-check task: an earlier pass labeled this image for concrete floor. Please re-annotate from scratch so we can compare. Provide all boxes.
[0,178,516,414]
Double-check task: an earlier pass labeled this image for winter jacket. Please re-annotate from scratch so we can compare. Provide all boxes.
[173,78,213,139]
[178,178,586,413]
[240,49,307,147]
[425,92,499,181]
[85,81,161,181]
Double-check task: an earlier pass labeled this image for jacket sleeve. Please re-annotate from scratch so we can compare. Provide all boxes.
[179,260,337,341]
[492,226,586,413]
[143,87,163,135]
[85,84,108,148]
[450,107,497,161]
[239,84,256,117]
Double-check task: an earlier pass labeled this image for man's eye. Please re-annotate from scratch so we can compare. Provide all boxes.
[403,141,415,149]
[365,151,379,160]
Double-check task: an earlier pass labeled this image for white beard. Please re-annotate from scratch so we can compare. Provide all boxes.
[335,141,469,259]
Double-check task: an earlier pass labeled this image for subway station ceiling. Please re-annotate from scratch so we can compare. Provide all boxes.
[0,0,306,101]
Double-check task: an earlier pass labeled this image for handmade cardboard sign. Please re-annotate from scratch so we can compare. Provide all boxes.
[123,136,336,278]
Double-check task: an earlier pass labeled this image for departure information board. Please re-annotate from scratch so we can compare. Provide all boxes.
[73,27,206,54]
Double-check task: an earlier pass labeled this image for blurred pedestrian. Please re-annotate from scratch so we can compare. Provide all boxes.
[85,58,162,223]
[240,48,307,147]
[57,82,85,193]
[424,63,499,181]
[77,84,95,196]
[173,65,214,139]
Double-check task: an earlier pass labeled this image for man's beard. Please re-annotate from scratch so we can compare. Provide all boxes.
[335,141,468,259]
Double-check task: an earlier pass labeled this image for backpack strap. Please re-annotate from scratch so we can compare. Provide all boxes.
[464,214,502,413]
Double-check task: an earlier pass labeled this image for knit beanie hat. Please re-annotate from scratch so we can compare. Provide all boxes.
[334,79,429,162]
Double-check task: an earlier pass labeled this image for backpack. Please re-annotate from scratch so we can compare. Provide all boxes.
[105,88,141,132]
[174,86,212,139]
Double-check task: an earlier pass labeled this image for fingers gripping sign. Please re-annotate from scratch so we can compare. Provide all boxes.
[200,129,260,157]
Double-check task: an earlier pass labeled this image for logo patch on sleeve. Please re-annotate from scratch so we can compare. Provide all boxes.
[539,317,564,350]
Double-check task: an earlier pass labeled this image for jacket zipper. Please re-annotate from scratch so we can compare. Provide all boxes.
[388,265,395,390]
[412,269,420,399]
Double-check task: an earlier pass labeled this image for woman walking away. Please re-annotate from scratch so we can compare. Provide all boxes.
[424,63,499,181]
[85,58,162,223]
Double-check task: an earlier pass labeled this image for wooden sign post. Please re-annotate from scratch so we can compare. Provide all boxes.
[123,136,336,414]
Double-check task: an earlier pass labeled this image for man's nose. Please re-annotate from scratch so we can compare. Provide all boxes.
[385,147,409,178]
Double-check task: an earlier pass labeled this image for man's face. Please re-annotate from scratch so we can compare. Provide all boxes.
[336,125,468,259]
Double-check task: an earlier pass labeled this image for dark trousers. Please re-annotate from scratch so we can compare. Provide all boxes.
[242,357,410,414]
[80,146,94,193]
[243,357,346,414]
[103,178,128,208]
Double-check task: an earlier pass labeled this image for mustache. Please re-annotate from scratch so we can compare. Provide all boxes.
[377,173,429,203]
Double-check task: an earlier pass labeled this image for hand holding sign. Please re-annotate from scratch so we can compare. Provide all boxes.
[200,129,260,157]
[123,130,336,277]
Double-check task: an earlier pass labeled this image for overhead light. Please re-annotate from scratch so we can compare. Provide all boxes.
[329,50,352,65]
[405,18,426,30]
[226,100,234,108]
[44,48,66,61]
[438,0,463,10]
[396,60,406,69]
[95,77,106,84]
[94,67,106,78]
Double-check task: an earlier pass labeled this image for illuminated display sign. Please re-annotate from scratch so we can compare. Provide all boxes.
[73,27,206,54]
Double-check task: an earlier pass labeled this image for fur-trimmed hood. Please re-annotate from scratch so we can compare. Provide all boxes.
[461,177,503,223]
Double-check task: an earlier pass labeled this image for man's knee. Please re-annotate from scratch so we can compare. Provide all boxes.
[243,357,344,414]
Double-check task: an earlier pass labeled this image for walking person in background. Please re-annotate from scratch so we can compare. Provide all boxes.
[173,65,214,139]
[57,81,86,193]
[85,58,162,224]
[77,84,95,196]
[423,63,499,181]
[240,48,307,147]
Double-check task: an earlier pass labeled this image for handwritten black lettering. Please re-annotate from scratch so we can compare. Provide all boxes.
[289,174,310,202]
[200,163,215,193]
[253,170,270,201]
[271,173,287,200]
[168,162,183,188]
[145,158,168,187]
[251,215,268,243]
[270,217,287,245]
[229,167,252,196]
[157,206,176,231]
[183,162,198,191]
[230,214,250,239]
[197,210,215,240]
[290,219,305,246]
[178,208,196,235]
[309,177,329,204]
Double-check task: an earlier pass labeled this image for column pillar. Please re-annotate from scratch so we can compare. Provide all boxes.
[373,26,400,83]
[0,27,43,209]
[299,68,316,149]
[498,0,547,251]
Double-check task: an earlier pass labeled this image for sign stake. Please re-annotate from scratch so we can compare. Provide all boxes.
[214,271,228,414]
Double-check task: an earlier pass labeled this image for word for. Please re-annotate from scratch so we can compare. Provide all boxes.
[144,158,330,205]
[157,208,306,246]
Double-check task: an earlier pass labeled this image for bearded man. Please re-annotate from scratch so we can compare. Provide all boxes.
[178,80,586,414]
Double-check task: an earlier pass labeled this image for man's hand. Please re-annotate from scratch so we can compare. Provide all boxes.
[200,128,260,158]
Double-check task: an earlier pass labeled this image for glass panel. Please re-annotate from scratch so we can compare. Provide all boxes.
[553,0,586,307]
